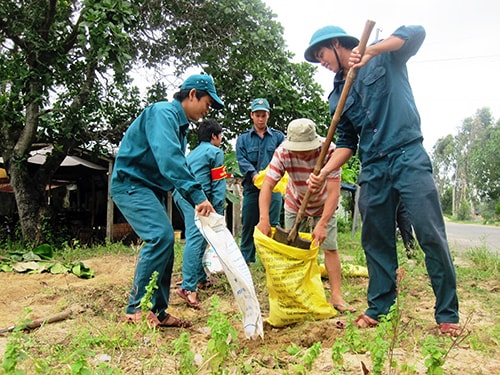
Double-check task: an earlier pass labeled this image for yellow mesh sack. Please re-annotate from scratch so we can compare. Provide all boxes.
[253,166,288,195]
[254,227,337,327]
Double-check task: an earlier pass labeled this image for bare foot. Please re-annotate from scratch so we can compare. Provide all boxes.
[354,314,379,328]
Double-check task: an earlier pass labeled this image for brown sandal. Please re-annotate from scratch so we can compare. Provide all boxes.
[354,314,379,328]
[332,303,357,314]
[177,288,201,309]
[198,277,217,290]
[439,323,462,337]
[120,311,161,327]
[158,313,192,328]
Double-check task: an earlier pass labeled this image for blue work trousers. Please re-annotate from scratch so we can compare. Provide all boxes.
[240,186,282,263]
[172,191,208,292]
[358,141,459,324]
[110,179,174,321]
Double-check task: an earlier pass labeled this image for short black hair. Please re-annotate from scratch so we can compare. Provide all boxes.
[173,89,209,102]
[312,37,358,58]
[197,118,222,143]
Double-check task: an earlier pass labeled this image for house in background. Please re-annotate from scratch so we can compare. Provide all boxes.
[0,146,112,244]
[1,146,239,245]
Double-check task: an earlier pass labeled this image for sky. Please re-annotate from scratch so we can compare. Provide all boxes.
[263,0,500,152]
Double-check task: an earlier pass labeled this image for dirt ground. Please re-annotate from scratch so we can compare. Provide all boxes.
[0,253,499,374]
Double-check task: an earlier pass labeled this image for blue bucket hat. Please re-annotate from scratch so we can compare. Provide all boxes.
[304,25,359,63]
[251,98,270,112]
[181,74,225,110]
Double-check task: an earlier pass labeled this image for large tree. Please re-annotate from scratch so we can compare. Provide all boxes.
[432,107,498,218]
[0,0,328,244]
[129,0,330,141]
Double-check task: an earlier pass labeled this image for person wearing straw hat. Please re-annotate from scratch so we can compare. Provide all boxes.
[110,74,224,329]
[304,25,461,336]
[257,118,354,313]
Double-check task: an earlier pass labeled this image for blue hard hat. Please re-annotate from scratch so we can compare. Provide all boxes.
[304,25,359,63]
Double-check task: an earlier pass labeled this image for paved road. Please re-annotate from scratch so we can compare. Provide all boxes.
[445,221,500,254]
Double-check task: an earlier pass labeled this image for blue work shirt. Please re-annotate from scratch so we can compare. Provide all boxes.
[185,141,226,215]
[111,99,207,206]
[329,25,426,166]
[236,126,285,188]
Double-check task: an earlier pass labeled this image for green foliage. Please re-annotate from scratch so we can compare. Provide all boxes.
[341,155,361,185]
[0,236,498,373]
[432,107,499,218]
[292,342,322,374]
[285,343,302,356]
[0,244,94,278]
[422,336,447,375]
[0,0,143,243]
[439,187,453,216]
[367,308,398,375]
[172,332,196,375]
[69,350,93,375]
[156,0,330,142]
[336,214,352,234]
[342,319,366,354]
[331,338,348,368]
[224,151,242,178]
[53,240,137,262]
[1,329,28,374]
[224,151,242,205]
[1,0,328,244]
[0,309,35,374]
[139,271,158,313]
[341,268,408,375]
[285,342,323,374]
[464,246,500,278]
[202,296,239,374]
[469,119,500,201]
[456,199,471,221]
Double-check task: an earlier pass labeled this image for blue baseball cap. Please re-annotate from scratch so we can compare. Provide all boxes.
[304,25,359,63]
[181,74,224,110]
[251,98,270,112]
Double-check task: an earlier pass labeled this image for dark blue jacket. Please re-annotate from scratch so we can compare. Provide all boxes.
[329,25,426,166]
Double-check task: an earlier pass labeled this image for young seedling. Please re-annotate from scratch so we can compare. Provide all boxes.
[172,332,196,375]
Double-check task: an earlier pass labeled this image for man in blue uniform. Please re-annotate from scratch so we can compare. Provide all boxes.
[110,74,224,328]
[236,98,285,263]
[305,25,461,336]
[174,119,227,309]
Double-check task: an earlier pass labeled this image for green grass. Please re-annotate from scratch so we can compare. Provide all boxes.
[1,228,499,374]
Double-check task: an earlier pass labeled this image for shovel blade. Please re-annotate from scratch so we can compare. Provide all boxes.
[272,226,311,250]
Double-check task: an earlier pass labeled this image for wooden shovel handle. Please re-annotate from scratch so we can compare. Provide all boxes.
[287,19,376,244]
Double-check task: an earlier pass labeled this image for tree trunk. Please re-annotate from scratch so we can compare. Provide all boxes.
[9,161,49,244]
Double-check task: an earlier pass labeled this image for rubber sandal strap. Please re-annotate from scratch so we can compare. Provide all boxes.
[354,314,378,328]
[159,314,192,328]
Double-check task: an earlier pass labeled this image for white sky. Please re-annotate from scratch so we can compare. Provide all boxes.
[263,0,500,152]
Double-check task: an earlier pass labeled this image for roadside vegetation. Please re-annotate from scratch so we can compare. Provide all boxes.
[1,223,499,374]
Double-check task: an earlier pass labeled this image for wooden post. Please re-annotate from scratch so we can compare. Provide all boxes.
[106,159,114,242]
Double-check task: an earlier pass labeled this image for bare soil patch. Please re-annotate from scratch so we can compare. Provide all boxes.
[0,253,499,374]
